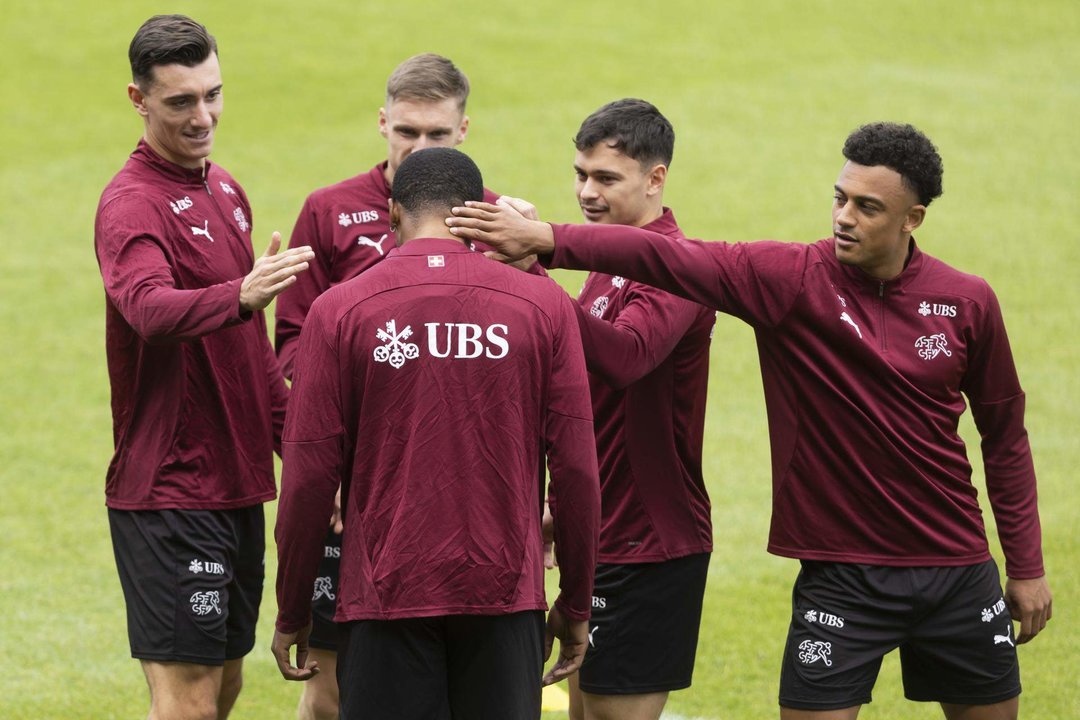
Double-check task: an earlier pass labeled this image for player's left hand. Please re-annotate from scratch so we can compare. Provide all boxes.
[330,486,343,535]
[542,603,588,686]
[271,622,320,681]
[1005,574,1052,644]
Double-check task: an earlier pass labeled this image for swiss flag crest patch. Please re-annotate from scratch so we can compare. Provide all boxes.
[428,255,445,268]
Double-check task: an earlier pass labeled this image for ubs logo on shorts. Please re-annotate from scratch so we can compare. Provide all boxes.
[190,590,222,616]
[804,609,845,629]
[189,558,225,575]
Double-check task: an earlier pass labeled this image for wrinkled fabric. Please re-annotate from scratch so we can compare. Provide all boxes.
[551,225,1042,580]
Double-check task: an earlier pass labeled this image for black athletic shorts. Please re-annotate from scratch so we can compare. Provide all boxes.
[108,506,265,665]
[578,552,710,695]
[779,559,1020,710]
[337,611,544,720]
[309,527,342,651]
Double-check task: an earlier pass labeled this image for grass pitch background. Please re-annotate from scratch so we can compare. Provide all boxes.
[1,1,1077,717]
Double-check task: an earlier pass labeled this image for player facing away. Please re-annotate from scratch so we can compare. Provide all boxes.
[272,147,601,720]
[272,52,537,720]
[448,123,1052,720]
[521,99,715,720]
[94,15,313,720]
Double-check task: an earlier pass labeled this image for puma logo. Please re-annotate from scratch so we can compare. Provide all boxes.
[190,219,214,243]
[994,634,1014,647]
[358,234,389,256]
[840,311,862,339]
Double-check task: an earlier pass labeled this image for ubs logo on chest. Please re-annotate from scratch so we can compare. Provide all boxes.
[919,301,957,317]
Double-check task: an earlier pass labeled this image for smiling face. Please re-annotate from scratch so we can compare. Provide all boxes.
[574,141,666,228]
[832,161,926,280]
[128,53,222,169]
[379,97,468,186]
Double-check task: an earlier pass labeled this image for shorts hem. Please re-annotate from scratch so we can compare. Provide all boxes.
[132,650,225,667]
[308,639,339,652]
[580,680,691,695]
[905,685,1021,705]
[779,695,872,711]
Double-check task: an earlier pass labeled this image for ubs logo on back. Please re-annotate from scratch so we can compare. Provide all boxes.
[374,319,510,369]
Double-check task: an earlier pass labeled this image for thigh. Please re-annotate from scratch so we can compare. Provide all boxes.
[309,528,343,651]
[445,612,545,720]
[337,618,450,720]
[224,505,265,660]
[779,562,911,711]
[110,509,237,665]
[141,659,223,719]
[900,561,1020,705]
[579,553,710,695]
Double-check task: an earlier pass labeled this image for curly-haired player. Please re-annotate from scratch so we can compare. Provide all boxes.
[448,121,1053,720]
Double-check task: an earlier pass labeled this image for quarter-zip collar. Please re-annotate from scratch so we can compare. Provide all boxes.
[832,237,926,293]
[131,138,212,187]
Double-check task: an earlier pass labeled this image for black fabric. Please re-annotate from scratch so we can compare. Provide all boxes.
[109,506,264,664]
[578,552,710,694]
[337,611,544,719]
[779,559,1021,710]
[308,527,342,650]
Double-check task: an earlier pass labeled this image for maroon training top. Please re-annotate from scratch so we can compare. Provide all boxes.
[275,238,600,632]
[275,162,507,379]
[550,224,1043,580]
[575,209,714,563]
[94,141,287,510]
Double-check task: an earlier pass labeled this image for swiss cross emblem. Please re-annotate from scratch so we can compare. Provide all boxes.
[428,255,445,268]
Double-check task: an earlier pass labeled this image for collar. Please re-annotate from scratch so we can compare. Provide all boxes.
[392,237,476,257]
[132,138,210,185]
[642,207,680,237]
[833,237,926,291]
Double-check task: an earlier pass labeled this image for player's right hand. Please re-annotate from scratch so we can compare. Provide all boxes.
[271,622,320,681]
[542,604,588,686]
[239,232,315,312]
[446,201,555,261]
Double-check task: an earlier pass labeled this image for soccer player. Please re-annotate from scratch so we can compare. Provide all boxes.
[94,15,314,720]
[525,99,715,720]
[271,147,601,720]
[272,52,531,720]
[448,122,1053,720]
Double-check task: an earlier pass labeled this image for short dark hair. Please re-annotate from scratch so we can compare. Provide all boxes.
[386,53,470,111]
[842,122,943,205]
[129,15,217,90]
[574,98,674,168]
[391,148,484,218]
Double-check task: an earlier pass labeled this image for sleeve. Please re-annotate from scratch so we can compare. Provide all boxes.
[274,195,334,380]
[549,223,808,328]
[962,285,1043,579]
[576,282,704,390]
[260,321,289,456]
[95,197,246,343]
[544,293,601,622]
[274,303,344,633]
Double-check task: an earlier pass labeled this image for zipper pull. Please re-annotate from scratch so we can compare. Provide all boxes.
[879,282,885,298]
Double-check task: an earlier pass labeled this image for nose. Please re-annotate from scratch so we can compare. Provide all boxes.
[835,199,855,229]
[191,100,213,129]
[578,177,600,201]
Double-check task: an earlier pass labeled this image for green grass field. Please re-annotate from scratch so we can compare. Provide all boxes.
[2,1,1077,717]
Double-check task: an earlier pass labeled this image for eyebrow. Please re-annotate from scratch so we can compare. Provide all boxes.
[163,84,223,102]
[575,164,623,179]
[834,184,886,208]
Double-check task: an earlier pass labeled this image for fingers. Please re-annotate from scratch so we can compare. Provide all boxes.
[543,651,584,686]
[543,623,555,663]
[271,633,321,681]
[263,231,282,258]
[495,195,538,220]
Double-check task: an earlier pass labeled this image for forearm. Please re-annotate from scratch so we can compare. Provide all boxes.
[113,278,247,343]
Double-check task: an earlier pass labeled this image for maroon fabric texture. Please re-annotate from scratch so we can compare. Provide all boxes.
[94,141,287,510]
[275,238,599,632]
[550,224,1042,579]
[574,209,714,563]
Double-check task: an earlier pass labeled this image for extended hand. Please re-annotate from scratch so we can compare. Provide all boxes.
[271,622,320,681]
[446,201,555,262]
[1005,575,1052,644]
[240,232,315,312]
[542,604,588,686]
